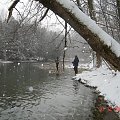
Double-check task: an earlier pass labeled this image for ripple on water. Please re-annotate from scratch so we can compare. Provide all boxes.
[0,63,96,120]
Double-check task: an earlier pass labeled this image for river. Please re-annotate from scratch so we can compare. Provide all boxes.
[0,62,98,120]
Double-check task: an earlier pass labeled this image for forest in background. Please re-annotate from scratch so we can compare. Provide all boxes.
[77,0,120,43]
[0,16,90,62]
[0,17,66,61]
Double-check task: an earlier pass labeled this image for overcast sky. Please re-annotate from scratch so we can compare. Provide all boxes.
[0,0,64,31]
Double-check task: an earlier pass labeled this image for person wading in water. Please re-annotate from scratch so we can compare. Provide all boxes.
[55,57,59,73]
[72,55,79,75]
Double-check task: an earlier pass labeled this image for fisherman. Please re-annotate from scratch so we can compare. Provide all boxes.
[72,55,79,75]
[55,57,59,72]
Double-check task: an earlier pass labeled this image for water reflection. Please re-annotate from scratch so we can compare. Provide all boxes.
[0,62,95,120]
[73,80,80,94]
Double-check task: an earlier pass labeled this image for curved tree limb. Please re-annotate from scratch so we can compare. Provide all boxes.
[7,0,20,23]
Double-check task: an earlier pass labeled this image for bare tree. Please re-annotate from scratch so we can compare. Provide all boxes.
[87,0,102,68]
[62,22,67,70]
[95,0,120,42]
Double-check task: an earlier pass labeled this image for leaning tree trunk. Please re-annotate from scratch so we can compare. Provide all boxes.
[8,0,120,71]
[37,0,120,71]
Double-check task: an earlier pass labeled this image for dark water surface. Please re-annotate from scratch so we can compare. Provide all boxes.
[0,62,96,120]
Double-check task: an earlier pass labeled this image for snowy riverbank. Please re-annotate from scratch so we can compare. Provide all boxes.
[72,64,120,116]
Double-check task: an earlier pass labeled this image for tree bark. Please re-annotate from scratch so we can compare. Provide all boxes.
[63,22,67,70]
[87,0,102,68]
[116,0,120,27]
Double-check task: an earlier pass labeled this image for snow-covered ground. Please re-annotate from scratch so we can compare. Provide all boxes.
[69,63,120,115]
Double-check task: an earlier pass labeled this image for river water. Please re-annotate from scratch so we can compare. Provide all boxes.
[0,62,96,120]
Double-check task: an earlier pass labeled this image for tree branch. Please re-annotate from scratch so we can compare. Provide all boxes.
[7,0,20,23]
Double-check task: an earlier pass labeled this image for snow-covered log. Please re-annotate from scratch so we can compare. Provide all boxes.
[36,0,120,71]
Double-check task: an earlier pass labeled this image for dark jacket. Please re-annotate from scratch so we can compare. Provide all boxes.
[72,56,79,67]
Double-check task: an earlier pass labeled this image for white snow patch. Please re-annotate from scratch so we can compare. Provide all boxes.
[73,65,120,110]
[28,86,34,92]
